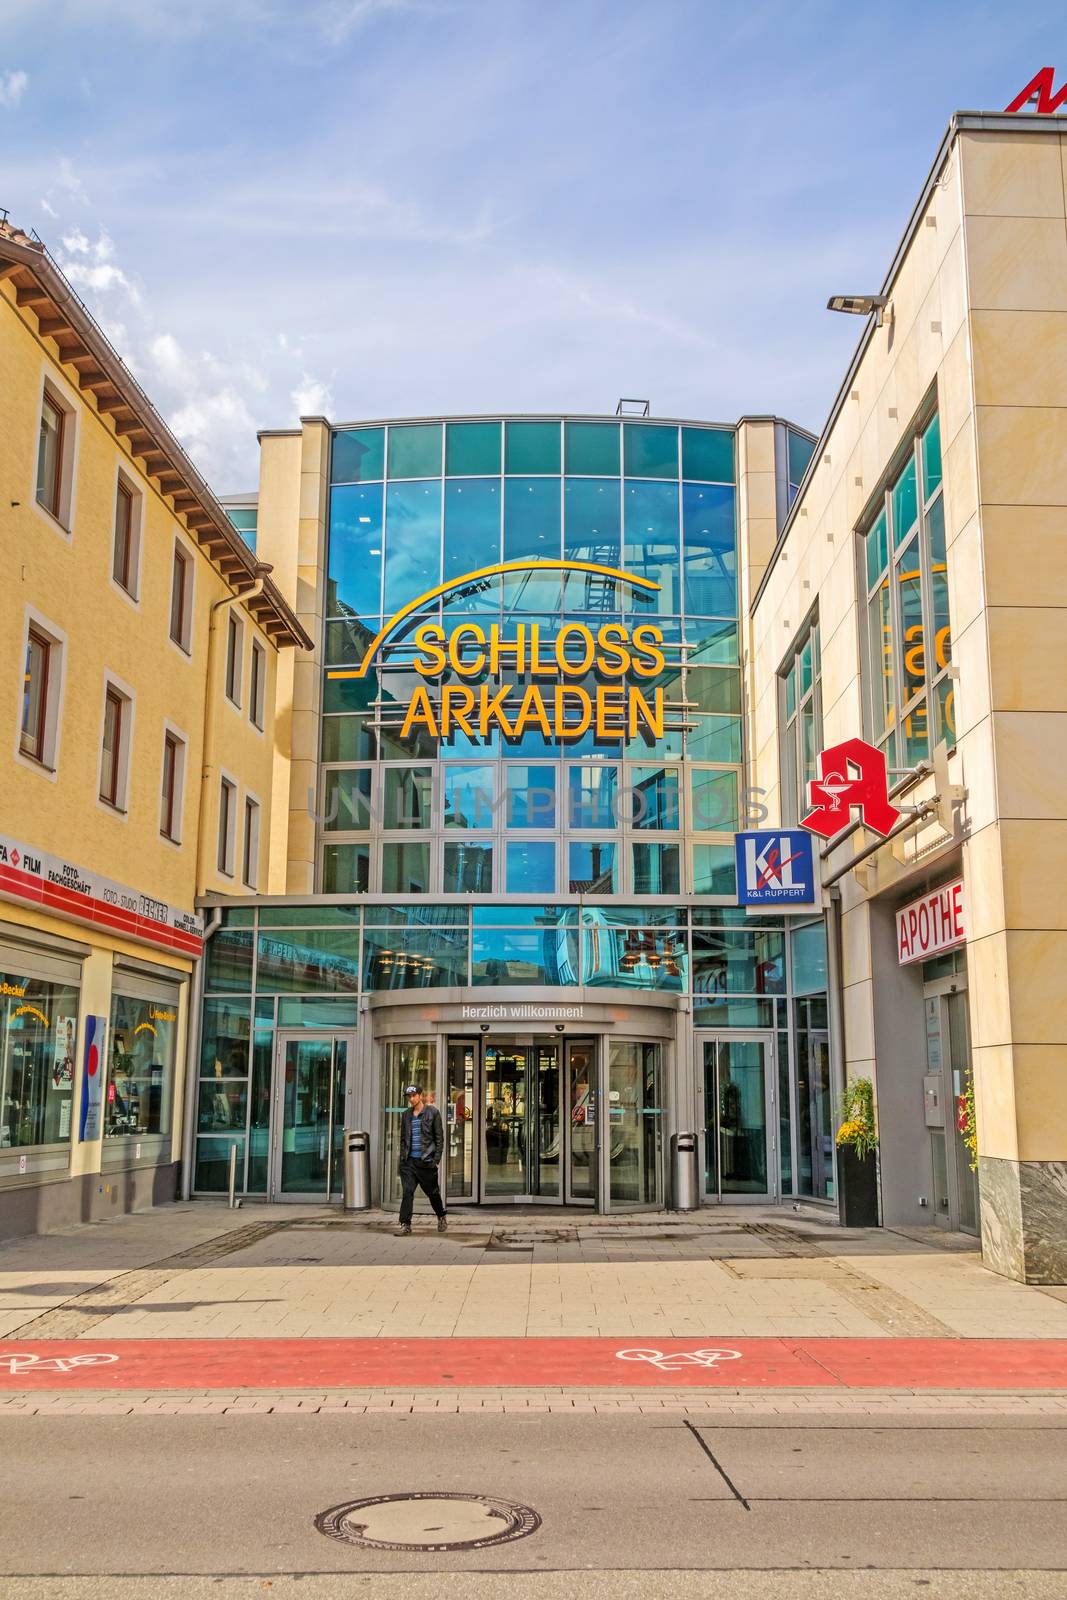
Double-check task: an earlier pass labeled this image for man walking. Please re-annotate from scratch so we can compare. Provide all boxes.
[397,1083,447,1236]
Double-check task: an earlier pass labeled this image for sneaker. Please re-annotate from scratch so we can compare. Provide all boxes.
[396,1223,412,1236]
[438,1216,448,1233]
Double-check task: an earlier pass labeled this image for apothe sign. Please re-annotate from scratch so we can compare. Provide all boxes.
[735,830,817,908]
[0,835,203,959]
[896,880,965,966]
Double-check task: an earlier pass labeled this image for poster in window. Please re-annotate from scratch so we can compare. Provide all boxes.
[53,1015,76,1088]
[79,1014,107,1141]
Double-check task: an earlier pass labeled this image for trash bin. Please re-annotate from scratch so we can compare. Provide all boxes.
[669,1131,698,1211]
[342,1129,371,1211]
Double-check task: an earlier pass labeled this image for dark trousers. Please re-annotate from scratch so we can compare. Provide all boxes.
[399,1158,446,1224]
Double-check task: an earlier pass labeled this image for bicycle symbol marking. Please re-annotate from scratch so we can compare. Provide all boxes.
[0,1352,119,1376]
[615,1347,743,1373]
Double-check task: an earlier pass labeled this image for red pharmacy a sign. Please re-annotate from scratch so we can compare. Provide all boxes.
[1005,68,1067,114]
[800,738,901,843]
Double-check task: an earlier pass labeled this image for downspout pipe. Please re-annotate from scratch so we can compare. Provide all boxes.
[825,885,847,1220]
[181,909,222,1200]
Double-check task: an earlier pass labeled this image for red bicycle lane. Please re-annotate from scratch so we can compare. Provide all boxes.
[1,1336,1066,1391]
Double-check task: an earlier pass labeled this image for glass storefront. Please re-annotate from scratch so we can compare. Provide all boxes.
[0,959,80,1151]
[194,901,830,1209]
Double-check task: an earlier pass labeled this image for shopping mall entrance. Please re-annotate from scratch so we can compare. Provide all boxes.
[379,1033,665,1212]
[697,1032,778,1203]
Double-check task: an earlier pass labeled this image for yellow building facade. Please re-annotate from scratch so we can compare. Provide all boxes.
[0,219,309,1238]
[750,112,1067,1282]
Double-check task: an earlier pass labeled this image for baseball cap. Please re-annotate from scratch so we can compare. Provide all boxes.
[404,1084,422,1097]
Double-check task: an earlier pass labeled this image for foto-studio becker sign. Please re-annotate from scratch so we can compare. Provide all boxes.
[327,559,668,744]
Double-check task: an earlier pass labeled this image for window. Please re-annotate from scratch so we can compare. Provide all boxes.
[170,544,192,651]
[112,478,140,597]
[217,776,236,875]
[20,629,50,762]
[160,730,185,842]
[106,986,179,1140]
[780,614,821,824]
[0,962,81,1150]
[225,613,243,706]
[99,684,131,810]
[249,639,266,730]
[862,411,951,764]
[242,796,260,888]
[36,391,65,520]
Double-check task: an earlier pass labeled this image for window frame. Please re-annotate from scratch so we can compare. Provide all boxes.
[778,610,822,826]
[160,725,187,844]
[224,612,243,708]
[859,405,949,767]
[98,678,134,814]
[169,540,194,654]
[36,390,65,521]
[111,472,142,602]
[242,792,261,889]
[14,610,67,778]
[217,773,237,877]
[249,636,266,731]
[19,627,51,764]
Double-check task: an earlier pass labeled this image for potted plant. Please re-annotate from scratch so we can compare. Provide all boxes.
[835,1076,879,1227]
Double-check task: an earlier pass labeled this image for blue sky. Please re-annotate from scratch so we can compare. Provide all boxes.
[0,1,1060,489]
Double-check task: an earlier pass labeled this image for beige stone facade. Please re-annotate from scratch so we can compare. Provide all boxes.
[750,113,1067,1283]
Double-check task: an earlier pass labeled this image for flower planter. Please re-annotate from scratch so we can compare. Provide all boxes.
[837,1143,880,1228]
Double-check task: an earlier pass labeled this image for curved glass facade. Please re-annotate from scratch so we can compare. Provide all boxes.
[321,416,741,899]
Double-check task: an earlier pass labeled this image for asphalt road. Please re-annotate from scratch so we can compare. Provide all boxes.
[1,1412,1065,1597]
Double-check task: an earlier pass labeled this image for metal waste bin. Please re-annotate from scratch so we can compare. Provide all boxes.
[342,1129,371,1211]
[670,1131,698,1211]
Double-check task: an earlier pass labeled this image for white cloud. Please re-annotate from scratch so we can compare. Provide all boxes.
[291,375,334,417]
[0,70,28,108]
[40,199,58,219]
[61,228,91,255]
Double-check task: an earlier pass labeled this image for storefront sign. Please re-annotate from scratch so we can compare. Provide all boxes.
[79,1014,106,1142]
[1005,67,1067,114]
[800,738,901,842]
[0,835,203,959]
[461,1003,585,1023]
[327,560,667,745]
[735,830,817,907]
[896,880,965,966]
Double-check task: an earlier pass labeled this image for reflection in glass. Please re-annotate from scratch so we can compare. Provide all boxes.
[331,427,384,484]
[506,840,556,893]
[363,922,468,990]
[582,923,686,990]
[568,765,618,828]
[565,421,619,476]
[323,768,372,832]
[563,477,621,566]
[692,843,736,895]
[255,928,361,995]
[388,424,442,479]
[632,842,680,894]
[623,480,680,609]
[327,484,383,620]
[446,421,501,476]
[381,842,431,893]
[683,483,736,616]
[628,766,679,829]
[506,765,557,827]
[568,841,617,894]
[443,842,493,892]
[321,842,370,893]
[691,769,738,832]
[444,479,501,580]
[505,420,560,475]
[443,764,494,829]
[504,478,561,562]
[567,1040,596,1201]
[623,424,677,479]
[472,922,579,985]
[891,454,918,546]
[107,991,178,1138]
[384,768,432,829]
[384,481,440,612]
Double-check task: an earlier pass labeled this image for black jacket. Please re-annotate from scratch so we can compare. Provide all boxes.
[399,1104,444,1166]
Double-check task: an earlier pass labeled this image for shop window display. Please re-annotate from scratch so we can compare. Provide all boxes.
[0,971,79,1149]
[105,990,178,1139]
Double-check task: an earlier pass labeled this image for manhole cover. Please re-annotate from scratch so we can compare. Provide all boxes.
[315,1491,541,1552]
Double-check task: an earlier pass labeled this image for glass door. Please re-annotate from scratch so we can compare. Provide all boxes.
[564,1038,597,1205]
[607,1041,663,1207]
[381,1039,436,1209]
[481,1038,563,1202]
[445,1038,477,1203]
[270,1033,349,1200]
[700,1033,775,1202]
[925,984,979,1236]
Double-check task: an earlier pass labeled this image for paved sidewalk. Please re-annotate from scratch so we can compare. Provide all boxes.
[1,1202,1066,1343]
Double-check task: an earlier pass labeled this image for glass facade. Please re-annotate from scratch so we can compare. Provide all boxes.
[321,417,739,897]
[862,410,951,765]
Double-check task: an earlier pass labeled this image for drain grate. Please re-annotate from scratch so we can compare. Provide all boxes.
[315,1492,541,1553]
